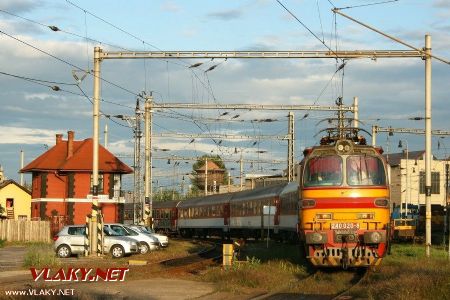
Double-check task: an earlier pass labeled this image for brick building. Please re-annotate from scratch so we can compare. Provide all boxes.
[21,131,132,224]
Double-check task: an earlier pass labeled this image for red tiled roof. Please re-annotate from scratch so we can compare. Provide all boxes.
[21,138,132,174]
[196,160,224,172]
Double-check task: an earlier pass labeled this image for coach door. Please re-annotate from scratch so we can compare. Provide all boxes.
[274,197,281,226]
[224,203,230,226]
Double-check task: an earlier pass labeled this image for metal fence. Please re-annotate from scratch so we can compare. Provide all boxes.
[0,220,51,243]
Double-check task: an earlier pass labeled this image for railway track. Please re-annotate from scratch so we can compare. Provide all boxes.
[330,268,369,300]
[158,239,222,274]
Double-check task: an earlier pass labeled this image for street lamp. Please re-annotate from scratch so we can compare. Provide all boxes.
[398,140,410,219]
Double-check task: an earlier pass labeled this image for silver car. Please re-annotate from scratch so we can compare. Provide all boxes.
[54,225,139,258]
[104,223,159,254]
[129,225,169,248]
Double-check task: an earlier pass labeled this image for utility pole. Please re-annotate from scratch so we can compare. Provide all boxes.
[204,157,208,196]
[425,34,432,257]
[240,151,244,191]
[398,140,409,219]
[90,46,101,256]
[443,163,448,248]
[20,150,24,186]
[353,97,359,129]
[287,112,295,182]
[134,99,142,223]
[104,124,108,149]
[144,94,152,226]
[445,163,449,261]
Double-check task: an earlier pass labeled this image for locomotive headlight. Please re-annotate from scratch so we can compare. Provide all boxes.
[364,231,386,244]
[306,232,328,244]
[357,213,374,220]
[301,199,316,208]
[374,198,389,207]
[316,213,332,220]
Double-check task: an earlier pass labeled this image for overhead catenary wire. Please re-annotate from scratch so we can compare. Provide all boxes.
[275,0,343,62]
[336,0,399,10]
[0,29,145,99]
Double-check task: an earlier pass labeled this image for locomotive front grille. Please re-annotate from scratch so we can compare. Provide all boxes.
[308,246,382,267]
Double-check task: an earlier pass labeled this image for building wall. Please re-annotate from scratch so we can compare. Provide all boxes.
[392,158,448,208]
[29,171,123,224]
[46,173,67,198]
[73,173,91,197]
[0,183,31,220]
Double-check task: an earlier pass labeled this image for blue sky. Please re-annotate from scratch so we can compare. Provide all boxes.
[0,0,449,191]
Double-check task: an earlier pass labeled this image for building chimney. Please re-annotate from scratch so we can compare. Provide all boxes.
[56,134,63,145]
[67,131,74,159]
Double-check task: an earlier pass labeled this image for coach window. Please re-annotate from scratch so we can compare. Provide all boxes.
[304,155,343,187]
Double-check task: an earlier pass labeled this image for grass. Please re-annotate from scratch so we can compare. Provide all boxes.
[201,241,450,299]
[0,239,5,248]
[23,243,61,268]
[349,244,450,300]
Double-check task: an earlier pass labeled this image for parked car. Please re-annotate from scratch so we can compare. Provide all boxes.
[129,225,169,248]
[104,223,159,254]
[54,225,139,258]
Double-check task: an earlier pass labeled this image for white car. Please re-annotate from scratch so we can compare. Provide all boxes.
[54,225,139,258]
[104,223,159,254]
[129,225,169,248]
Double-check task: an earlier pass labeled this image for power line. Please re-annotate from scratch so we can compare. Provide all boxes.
[275,0,342,62]
[65,0,162,51]
[0,29,144,98]
[0,70,77,86]
[336,0,399,10]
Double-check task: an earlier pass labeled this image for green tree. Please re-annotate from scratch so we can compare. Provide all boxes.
[153,189,182,202]
[0,204,5,220]
[191,154,230,191]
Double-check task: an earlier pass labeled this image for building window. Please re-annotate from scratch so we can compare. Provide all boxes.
[419,171,440,194]
[90,174,104,194]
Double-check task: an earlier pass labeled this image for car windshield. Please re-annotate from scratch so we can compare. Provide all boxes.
[304,155,343,187]
[123,226,139,236]
[346,155,386,186]
[103,226,121,236]
[140,226,154,234]
[110,225,133,236]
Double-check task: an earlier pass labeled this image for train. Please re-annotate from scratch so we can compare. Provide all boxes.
[298,137,391,268]
[152,182,299,241]
[152,137,391,269]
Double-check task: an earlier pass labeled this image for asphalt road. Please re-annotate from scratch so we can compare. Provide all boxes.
[0,246,27,270]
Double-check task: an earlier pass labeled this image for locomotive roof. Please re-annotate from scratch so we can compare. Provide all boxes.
[152,200,180,209]
[177,192,234,208]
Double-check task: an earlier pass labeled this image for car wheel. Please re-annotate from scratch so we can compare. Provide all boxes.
[139,242,150,254]
[57,244,71,258]
[111,245,125,258]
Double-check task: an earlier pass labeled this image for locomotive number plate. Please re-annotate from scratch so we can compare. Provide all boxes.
[331,223,360,230]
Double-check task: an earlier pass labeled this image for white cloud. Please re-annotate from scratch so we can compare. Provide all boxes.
[0,126,61,144]
[24,92,63,101]
[161,1,182,13]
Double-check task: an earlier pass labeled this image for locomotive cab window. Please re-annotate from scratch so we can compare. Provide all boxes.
[346,155,386,186]
[304,155,343,187]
